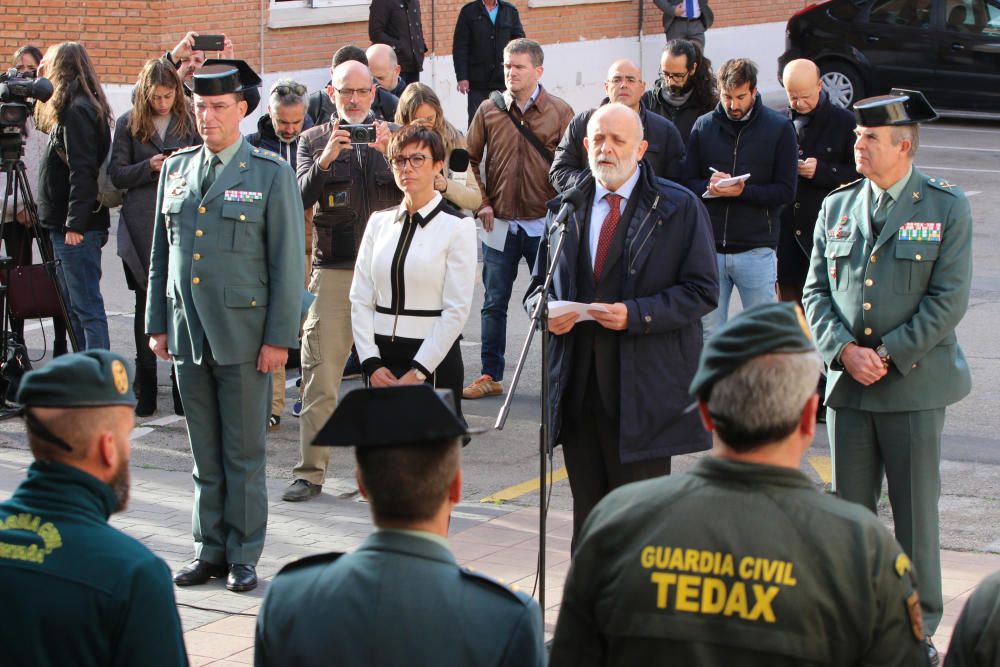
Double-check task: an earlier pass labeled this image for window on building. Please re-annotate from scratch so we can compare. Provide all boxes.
[269,0,371,28]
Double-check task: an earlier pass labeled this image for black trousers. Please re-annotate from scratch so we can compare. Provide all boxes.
[561,365,671,551]
[373,334,465,422]
[123,260,156,372]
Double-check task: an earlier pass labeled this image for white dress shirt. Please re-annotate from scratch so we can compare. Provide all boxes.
[588,165,642,269]
[351,193,478,373]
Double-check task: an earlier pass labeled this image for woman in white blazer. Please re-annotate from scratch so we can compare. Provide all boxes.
[350,123,477,418]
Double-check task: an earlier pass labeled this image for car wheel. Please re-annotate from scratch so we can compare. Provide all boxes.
[819,62,864,108]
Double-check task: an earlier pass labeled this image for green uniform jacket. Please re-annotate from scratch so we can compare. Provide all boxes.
[549,458,928,666]
[255,530,545,667]
[146,138,305,365]
[802,169,972,410]
[945,570,1000,667]
[0,462,187,666]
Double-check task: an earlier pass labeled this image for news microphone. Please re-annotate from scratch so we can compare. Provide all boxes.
[548,186,587,234]
[448,148,470,186]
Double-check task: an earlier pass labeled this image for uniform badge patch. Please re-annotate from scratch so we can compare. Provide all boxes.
[905,591,924,641]
[894,553,912,578]
[111,360,129,395]
[898,222,942,242]
[224,190,263,203]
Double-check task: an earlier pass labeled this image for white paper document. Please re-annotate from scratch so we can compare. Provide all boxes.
[477,217,510,252]
[702,173,751,199]
[548,300,610,322]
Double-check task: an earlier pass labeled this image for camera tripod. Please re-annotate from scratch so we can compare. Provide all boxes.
[0,153,80,417]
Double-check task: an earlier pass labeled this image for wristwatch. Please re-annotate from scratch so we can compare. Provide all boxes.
[413,368,427,382]
[875,344,891,364]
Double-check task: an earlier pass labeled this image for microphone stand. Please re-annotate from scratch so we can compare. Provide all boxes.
[494,210,572,625]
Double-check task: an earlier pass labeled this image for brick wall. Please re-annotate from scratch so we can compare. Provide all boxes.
[2,0,807,84]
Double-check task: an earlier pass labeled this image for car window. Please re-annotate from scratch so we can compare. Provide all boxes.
[868,0,932,27]
[944,0,1000,34]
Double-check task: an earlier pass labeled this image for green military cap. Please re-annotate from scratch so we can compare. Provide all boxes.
[313,385,479,448]
[690,302,817,398]
[16,350,137,408]
[853,88,938,127]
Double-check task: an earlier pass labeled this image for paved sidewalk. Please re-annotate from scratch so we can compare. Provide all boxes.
[0,444,995,665]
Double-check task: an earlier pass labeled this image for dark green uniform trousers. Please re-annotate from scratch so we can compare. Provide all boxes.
[828,406,945,634]
[175,343,271,566]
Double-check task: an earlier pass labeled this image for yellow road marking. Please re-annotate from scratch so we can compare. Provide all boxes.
[480,467,569,503]
[809,455,832,485]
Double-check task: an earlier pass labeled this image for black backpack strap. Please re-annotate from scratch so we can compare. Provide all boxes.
[490,91,554,163]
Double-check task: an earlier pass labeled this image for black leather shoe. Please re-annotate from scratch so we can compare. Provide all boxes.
[926,637,940,666]
[173,559,227,586]
[227,564,257,592]
[281,479,322,502]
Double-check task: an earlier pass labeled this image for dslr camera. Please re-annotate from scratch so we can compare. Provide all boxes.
[340,123,377,145]
[0,68,53,161]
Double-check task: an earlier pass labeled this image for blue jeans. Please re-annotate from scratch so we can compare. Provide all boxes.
[703,247,777,338]
[480,228,541,381]
[50,228,110,350]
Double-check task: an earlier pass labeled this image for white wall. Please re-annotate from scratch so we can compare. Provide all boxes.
[103,20,785,135]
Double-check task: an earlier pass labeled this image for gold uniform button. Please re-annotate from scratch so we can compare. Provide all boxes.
[198,206,206,214]
[912,363,918,369]
[870,254,877,264]
[193,253,201,261]
[250,299,257,307]
[865,279,874,287]
[239,214,246,221]
[192,277,201,285]
[195,229,204,237]
[864,327,873,335]
[915,254,923,261]
[863,302,872,311]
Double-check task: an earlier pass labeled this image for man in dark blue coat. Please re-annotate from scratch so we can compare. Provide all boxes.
[550,59,686,193]
[683,58,798,337]
[453,0,525,126]
[527,103,718,547]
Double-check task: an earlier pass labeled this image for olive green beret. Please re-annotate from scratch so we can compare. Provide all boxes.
[690,303,817,398]
[16,350,137,408]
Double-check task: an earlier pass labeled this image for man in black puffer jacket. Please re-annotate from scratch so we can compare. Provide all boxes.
[246,78,314,170]
[683,58,797,337]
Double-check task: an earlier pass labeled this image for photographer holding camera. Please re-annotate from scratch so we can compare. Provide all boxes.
[34,42,114,350]
[0,45,70,356]
[285,59,400,503]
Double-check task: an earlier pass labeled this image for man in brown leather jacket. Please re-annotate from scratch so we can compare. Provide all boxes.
[463,38,574,401]
[284,60,401,502]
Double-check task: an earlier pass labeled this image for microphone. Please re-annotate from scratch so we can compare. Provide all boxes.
[448,148,470,187]
[548,186,587,234]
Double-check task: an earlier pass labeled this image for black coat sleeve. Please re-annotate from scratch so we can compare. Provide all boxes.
[811,114,859,190]
[63,102,108,232]
[109,113,156,191]
[511,5,526,38]
[682,123,711,196]
[368,0,400,49]
[740,120,798,207]
[650,116,686,181]
[549,112,587,194]
[453,6,471,81]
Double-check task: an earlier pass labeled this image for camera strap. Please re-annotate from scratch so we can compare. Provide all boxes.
[490,91,553,164]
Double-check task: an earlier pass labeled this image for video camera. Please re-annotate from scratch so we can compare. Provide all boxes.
[0,68,53,162]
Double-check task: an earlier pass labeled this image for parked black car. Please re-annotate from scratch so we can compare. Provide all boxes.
[778,0,1000,114]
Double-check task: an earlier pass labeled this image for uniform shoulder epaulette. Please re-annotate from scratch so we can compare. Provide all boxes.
[275,551,345,576]
[460,565,532,604]
[165,145,201,160]
[830,178,864,194]
[926,176,962,195]
[250,147,285,164]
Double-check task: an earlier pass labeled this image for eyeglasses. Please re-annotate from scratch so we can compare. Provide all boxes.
[608,76,640,86]
[273,83,307,96]
[661,70,691,81]
[333,86,373,99]
[390,154,431,170]
[193,100,240,115]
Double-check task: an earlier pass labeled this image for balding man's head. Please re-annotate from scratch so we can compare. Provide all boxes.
[330,60,376,123]
[782,59,823,114]
[585,103,647,190]
[604,59,645,111]
[367,43,401,92]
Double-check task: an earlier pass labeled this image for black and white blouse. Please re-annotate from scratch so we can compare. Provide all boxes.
[350,192,477,375]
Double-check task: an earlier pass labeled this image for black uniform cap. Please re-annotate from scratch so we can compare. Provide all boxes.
[853,88,939,127]
[187,59,262,114]
[313,385,479,449]
[690,303,817,398]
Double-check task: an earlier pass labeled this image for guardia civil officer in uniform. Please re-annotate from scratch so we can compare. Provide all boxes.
[254,385,545,667]
[945,570,1000,667]
[802,89,972,664]
[549,303,928,666]
[0,351,187,666]
[146,60,306,592]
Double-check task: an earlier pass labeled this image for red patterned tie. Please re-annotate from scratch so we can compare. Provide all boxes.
[593,193,623,282]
